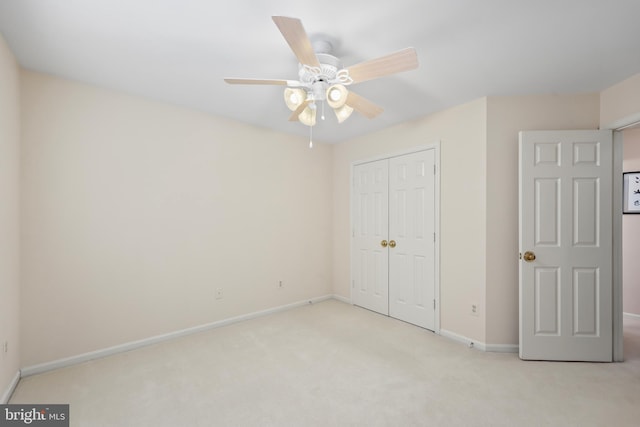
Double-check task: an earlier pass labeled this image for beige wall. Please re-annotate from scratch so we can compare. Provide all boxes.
[0,35,20,400]
[10,56,637,371]
[485,94,601,345]
[333,94,601,346]
[20,71,333,367]
[333,99,488,343]
[623,128,640,315]
[601,73,640,127]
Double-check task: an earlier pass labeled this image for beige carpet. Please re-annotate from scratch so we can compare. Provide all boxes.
[10,299,640,426]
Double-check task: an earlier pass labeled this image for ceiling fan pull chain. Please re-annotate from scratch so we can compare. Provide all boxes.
[309,124,313,149]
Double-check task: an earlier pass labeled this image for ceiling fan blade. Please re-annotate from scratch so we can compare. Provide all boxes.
[272,16,321,68]
[289,100,311,121]
[224,78,290,86]
[345,91,384,119]
[346,47,418,84]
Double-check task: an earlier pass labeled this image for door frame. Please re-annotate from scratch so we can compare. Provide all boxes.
[349,142,441,333]
[602,112,640,362]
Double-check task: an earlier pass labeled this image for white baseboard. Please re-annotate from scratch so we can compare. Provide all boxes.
[485,343,519,353]
[331,294,351,304]
[439,329,518,353]
[623,312,640,319]
[1,370,20,404]
[440,329,487,351]
[21,294,336,378]
[20,296,521,378]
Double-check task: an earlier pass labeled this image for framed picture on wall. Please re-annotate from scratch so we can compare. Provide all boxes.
[623,171,640,214]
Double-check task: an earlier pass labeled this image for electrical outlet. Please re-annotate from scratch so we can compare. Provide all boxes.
[215,288,224,300]
[278,280,284,289]
[470,303,479,317]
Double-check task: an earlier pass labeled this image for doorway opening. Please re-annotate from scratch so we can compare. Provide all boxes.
[609,118,640,361]
[618,126,640,361]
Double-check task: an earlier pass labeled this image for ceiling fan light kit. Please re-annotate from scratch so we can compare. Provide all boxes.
[298,103,317,127]
[327,84,348,108]
[224,16,418,145]
[334,104,354,123]
[284,87,306,110]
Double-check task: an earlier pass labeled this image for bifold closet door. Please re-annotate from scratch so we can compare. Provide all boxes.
[352,159,390,315]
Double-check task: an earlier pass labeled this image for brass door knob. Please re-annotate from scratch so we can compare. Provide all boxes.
[389,240,397,248]
[381,240,388,248]
[523,251,536,262]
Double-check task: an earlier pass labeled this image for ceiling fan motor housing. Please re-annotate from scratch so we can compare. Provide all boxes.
[299,54,342,84]
[298,53,351,102]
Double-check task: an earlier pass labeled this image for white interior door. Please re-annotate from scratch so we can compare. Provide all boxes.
[352,159,389,315]
[388,150,436,330]
[519,130,612,361]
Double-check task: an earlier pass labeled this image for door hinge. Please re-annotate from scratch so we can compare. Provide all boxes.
[433,299,436,309]
[433,164,436,175]
[434,232,436,243]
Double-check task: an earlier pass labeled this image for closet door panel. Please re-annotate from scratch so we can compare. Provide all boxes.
[352,159,389,315]
[389,150,436,330]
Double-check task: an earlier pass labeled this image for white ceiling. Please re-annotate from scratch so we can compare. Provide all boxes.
[1,0,640,144]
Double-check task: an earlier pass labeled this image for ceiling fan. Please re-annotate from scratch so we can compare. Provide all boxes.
[224,16,419,130]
